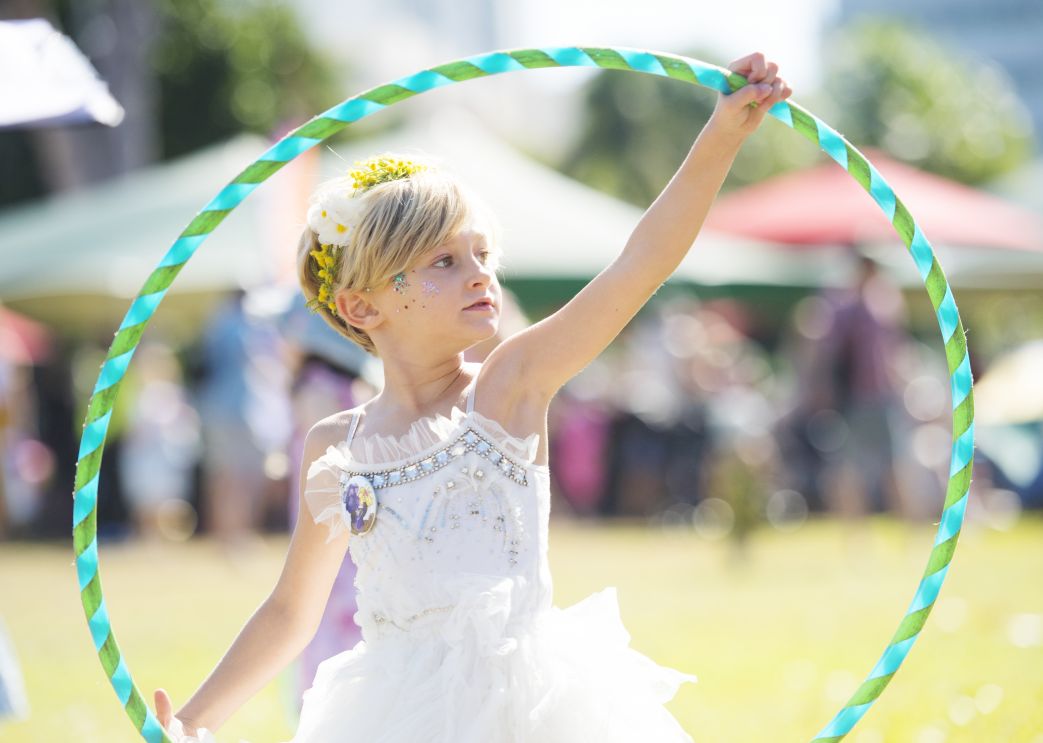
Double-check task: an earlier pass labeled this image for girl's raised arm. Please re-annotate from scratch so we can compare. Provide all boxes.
[494,53,790,398]
[156,419,352,737]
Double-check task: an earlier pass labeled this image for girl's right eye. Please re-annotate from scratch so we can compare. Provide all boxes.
[433,256,451,268]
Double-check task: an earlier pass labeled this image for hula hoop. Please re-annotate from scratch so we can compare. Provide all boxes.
[72,46,974,742]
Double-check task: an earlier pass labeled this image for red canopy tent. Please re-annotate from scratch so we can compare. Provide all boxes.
[704,149,1043,252]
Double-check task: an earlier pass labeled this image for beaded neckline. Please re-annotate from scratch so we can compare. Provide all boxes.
[340,421,533,490]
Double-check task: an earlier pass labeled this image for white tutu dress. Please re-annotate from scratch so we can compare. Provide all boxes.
[173,376,697,742]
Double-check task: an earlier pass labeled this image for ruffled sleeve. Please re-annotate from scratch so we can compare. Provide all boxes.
[303,444,352,544]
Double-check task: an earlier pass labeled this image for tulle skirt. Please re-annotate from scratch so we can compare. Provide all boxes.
[288,583,696,743]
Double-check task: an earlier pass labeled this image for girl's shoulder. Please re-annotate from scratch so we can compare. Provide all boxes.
[305,408,360,452]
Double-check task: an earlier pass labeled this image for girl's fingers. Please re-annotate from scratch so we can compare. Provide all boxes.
[732,83,770,108]
[728,52,766,78]
[770,78,793,104]
[749,54,767,83]
[155,689,172,727]
[726,53,755,72]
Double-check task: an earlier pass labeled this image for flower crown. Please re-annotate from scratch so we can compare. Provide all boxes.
[305,154,429,318]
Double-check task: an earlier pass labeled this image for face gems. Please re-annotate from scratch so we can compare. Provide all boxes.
[341,474,378,535]
[391,272,409,294]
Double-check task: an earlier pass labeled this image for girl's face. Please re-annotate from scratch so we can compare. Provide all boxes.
[370,224,502,353]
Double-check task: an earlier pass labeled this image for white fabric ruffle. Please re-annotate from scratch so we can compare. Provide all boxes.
[161,581,695,743]
[163,716,247,743]
[290,577,696,743]
[343,405,539,467]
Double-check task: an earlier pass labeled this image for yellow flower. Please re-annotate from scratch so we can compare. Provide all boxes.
[349,154,428,192]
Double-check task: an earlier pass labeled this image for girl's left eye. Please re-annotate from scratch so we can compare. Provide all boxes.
[433,250,492,268]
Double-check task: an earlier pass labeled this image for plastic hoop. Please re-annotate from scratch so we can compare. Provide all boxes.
[72,46,974,742]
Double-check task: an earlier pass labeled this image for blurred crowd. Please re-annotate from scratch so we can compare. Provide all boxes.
[5,258,1043,715]
[3,257,1040,553]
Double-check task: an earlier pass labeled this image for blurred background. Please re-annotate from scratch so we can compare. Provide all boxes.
[1,0,1042,741]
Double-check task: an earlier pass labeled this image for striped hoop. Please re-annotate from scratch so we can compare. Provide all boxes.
[72,47,973,742]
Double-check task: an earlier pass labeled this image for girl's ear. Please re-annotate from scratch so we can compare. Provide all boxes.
[337,289,382,329]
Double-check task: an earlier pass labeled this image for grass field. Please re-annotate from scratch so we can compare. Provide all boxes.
[2,514,1042,742]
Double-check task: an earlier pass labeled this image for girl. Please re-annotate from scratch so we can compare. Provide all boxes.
[155,52,791,742]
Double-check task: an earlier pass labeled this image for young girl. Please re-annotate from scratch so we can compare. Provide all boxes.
[155,52,791,742]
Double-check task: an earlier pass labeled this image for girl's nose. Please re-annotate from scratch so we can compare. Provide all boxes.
[468,257,495,286]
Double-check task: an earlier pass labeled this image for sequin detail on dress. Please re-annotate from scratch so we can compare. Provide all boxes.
[343,427,529,489]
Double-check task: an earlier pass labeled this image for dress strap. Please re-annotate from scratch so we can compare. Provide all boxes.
[344,411,361,448]
[465,374,478,414]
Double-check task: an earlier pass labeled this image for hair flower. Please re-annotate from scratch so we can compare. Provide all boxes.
[306,153,429,319]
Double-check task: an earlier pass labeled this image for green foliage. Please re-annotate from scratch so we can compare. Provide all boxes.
[558,49,819,207]
[821,18,1036,185]
[151,0,340,158]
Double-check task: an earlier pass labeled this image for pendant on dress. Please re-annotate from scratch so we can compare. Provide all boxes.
[341,474,378,535]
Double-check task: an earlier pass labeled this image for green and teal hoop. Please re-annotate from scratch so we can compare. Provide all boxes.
[72,47,974,742]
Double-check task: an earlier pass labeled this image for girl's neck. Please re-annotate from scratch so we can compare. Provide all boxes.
[374,359,474,418]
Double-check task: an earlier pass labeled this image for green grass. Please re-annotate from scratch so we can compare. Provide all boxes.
[2,515,1042,742]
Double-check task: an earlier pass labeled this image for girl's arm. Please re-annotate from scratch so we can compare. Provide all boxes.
[491,53,791,398]
[156,420,352,735]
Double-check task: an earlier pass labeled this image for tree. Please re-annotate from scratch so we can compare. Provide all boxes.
[151,0,342,159]
[0,0,344,206]
[557,48,820,207]
[820,18,1035,185]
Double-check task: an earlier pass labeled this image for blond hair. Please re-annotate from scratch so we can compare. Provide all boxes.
[297,157,501,357]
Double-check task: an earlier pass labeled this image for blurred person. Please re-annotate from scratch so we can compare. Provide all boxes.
[0,305,55,538]
[194,289,292,551]
[0,341,47,538]
[117,342,202,541]
[686,301,782,550]
[602,299,701,517]
[28,337,82,538]
[548,375,614,516]
[786,255,913,519]
[153,54,791,742]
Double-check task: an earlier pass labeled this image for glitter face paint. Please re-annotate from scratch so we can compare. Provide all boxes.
[421,280,440,297]
[392,272,409,294]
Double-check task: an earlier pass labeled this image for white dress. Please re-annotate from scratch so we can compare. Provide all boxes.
[171,376,697,742]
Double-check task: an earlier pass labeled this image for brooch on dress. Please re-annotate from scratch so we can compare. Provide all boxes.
[340,474,378,535]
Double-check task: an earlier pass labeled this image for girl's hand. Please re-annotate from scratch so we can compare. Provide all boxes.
[155,688,201,740]
[708,52,792,141]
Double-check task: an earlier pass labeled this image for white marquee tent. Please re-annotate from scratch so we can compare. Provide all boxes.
[0,106,826,309]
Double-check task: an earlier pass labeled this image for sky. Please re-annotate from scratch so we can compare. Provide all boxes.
[506,0,841,93]
[288,0,842,156]
[292,0,840,94]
